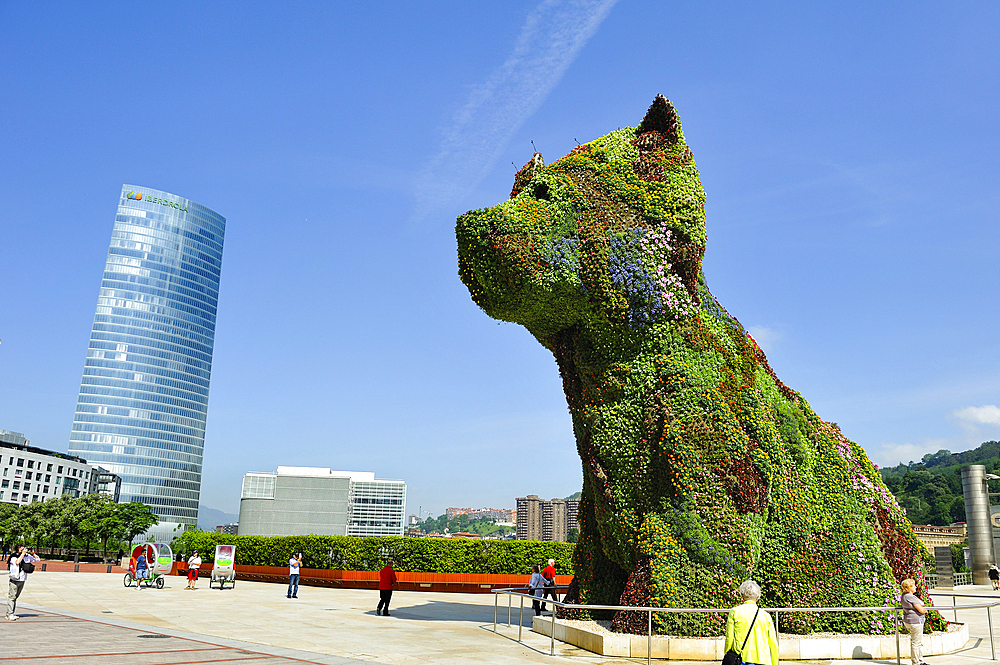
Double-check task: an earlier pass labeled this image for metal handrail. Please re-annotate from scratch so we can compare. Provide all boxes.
[493,586,1000,664]
[930,590,1000,656]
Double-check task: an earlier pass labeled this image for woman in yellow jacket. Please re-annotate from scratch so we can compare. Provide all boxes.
[725,580,779,665]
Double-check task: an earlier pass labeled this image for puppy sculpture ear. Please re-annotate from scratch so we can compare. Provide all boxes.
[510,152,544,199]
[636,94,679,143]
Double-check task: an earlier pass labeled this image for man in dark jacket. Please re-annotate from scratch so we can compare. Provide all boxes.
[377,562,397,616]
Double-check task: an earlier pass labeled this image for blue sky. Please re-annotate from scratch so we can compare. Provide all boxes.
[1,1,998,519]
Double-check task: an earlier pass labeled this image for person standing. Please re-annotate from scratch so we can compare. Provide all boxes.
[377,561,397,616]
[724,580,779,665]
[185,551,202,590]
[7,545,38,621]
[900,578,928,665]
[528,564,546,616]
[134,549,148,591]
[541,558,557,612]
[287,553,301,599]
[989,565,999,591]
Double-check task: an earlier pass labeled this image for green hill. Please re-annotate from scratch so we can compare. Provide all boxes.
[880,440,1000,526]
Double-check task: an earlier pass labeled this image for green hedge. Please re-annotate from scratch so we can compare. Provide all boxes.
[173,532,574,575]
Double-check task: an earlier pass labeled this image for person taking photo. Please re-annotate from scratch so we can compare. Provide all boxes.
[7,545,39,621]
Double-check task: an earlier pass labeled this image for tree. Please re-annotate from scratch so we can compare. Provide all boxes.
[567,527,579,543]
[34,498,62,551]
[0,502,22,550]
[119,502,159,544]
[79,494,121,558]
[52,494,87,550]
[18,501,46,550]
[951,542,969,573]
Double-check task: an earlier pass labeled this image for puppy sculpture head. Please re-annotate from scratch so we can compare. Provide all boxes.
[457,95,707,339]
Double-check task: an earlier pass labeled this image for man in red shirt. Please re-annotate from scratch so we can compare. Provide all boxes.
[541,558,557,612]
[377,562,397,616]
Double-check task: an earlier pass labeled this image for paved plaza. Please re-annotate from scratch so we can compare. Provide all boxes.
[5,571,1000,664]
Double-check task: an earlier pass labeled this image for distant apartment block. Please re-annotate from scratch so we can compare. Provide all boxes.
[239,467,405,537]
[1,429,116,504]
[516,494,580,542]
[516,495,544,540]
[567,497,579,532]
[543,499,567,541]
[446,506,515,522]
[215,523,239,535]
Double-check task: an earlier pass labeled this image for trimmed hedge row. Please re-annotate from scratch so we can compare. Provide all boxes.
[173,532,574,575]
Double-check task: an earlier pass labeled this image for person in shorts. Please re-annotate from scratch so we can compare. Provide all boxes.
[186,551,202,590]
[989,564,999,591]
[134,550,148,591]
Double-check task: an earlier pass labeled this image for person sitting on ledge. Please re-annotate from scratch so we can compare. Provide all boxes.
[725,580,778,665]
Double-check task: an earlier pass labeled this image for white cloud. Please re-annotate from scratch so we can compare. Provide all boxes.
[868,439,953,469]
[954,404,1000,427]
[413,0,618,221]
[747,325,782,353]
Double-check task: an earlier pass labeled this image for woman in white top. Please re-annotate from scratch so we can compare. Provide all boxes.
[186,551,202,590]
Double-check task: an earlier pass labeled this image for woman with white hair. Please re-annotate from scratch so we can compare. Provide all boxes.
[541,558,557,611]
[724,580,778,665]
[899,578,928,665]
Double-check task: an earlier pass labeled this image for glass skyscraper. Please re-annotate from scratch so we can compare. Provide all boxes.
[69,185,225,536]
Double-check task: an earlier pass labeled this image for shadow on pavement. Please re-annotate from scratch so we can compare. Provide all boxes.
[389,599,537,624]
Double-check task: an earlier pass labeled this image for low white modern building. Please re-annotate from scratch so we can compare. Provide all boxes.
[238,467,406,537]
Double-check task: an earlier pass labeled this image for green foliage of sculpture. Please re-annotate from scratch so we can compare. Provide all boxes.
[456,96,943,636]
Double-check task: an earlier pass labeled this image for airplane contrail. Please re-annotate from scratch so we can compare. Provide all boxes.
[414,0,618,222]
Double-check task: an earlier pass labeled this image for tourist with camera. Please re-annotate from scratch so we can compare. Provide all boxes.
[7,545,38,621]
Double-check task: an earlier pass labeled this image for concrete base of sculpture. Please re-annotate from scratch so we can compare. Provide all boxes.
[532,616,968,660]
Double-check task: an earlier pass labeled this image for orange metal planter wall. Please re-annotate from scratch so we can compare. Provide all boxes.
[173,562,572,594]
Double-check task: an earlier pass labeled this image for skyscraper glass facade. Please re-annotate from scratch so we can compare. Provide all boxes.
[68,185,225,533]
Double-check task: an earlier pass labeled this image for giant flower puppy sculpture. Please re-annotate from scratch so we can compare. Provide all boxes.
[456,96,941,636]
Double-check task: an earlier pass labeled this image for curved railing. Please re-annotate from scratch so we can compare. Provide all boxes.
[493,586,1000,664]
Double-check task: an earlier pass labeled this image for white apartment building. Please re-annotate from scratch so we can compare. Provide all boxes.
[0,429,101,504]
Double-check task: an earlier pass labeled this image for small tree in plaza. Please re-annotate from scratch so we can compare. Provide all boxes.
[31,498,62,550]
[118,501,159,545]
[52,494,87,550]
[79,493,118,556]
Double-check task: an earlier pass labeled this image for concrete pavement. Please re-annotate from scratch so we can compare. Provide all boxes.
[7,571,597,664]
[5,571,1000,663]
